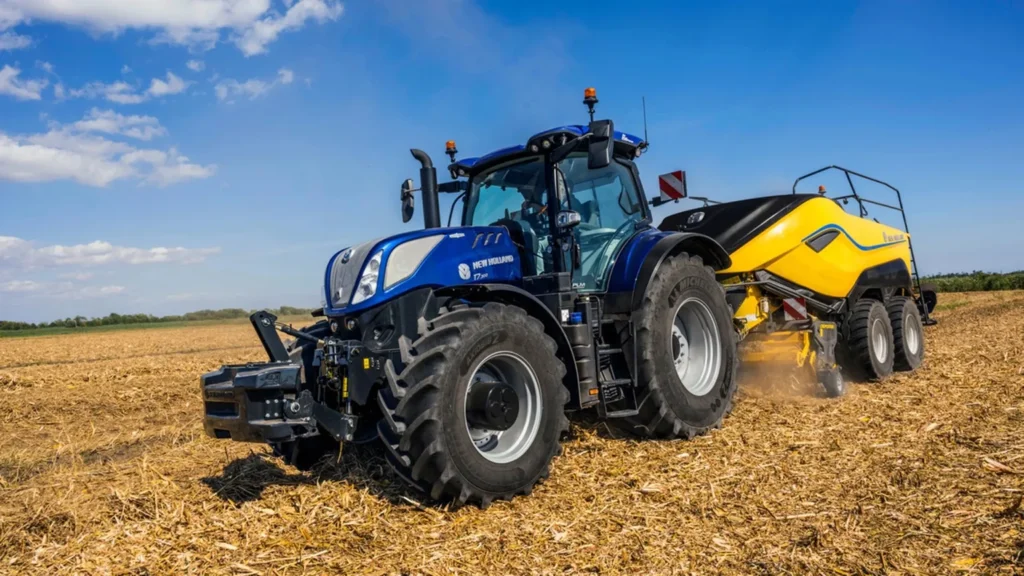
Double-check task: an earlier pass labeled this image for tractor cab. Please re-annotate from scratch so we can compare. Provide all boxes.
[410,90,652,294]
[453,141,648,291]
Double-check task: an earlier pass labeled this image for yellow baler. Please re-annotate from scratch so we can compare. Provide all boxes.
[661,166,934,396]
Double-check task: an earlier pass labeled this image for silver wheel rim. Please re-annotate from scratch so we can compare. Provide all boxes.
[871,317,888,363]
[464,351,542,464]
[905,314,921,355]
[670,297,722,396]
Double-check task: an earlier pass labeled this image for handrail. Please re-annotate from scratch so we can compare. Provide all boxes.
[792,165,932,324]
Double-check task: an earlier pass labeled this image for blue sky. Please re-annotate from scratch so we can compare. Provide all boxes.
[1,0,1022,323]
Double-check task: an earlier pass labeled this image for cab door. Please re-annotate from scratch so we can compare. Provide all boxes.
[556,154,645,292]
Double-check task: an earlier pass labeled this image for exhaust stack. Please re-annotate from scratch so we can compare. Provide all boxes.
[410,149,440,229]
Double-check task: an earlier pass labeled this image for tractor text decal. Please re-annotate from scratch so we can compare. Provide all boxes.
[883,231,906,243]
[472,254,514,270]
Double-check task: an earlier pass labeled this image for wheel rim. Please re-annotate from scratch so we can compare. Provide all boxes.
[464,351,542,464]
[871,317,888,363]
[670,297,722,396]
[905,314,921,355]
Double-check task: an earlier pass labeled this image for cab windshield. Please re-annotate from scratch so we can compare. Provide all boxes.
[463,157,551,274]
[463,157,547,227]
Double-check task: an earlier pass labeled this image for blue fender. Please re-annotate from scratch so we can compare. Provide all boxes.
[608,229,731,311]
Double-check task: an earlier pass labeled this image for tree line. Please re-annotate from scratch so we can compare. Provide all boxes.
[0,306,314,332]
[3,271,1023,331]
[922,271,1024,292]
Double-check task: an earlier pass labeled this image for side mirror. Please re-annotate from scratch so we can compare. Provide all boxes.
[587,119,614,170]
[556,210,582,230]
[400,178,416,223]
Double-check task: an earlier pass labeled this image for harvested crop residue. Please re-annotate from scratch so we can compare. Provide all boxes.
[1,293,1022,574]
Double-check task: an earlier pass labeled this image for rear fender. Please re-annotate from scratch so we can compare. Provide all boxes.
[628,232,731,312]
[435,284,582,409]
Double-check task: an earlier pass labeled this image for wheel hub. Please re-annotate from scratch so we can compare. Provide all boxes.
[905,314,921,355]
[464,351,542,464]
[670,297,722,397]
[466,382,520,431]
[871,317,888,363]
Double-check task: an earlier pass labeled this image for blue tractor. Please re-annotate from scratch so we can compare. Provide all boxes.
[201,89,738,506]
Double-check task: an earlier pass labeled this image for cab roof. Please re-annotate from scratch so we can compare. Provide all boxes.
[450,124,645,177]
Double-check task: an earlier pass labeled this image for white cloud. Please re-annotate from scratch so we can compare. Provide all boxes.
[67,71,191,104]
[166,292,196,301]
[58,271,94,281]
[0,64,46,100]
[36,60,53,73]
[68,80,147,104]
[186,60,205,72]
[0,30,30,50]
[52,82,64,99]
[73,108,167,141]
[0,0,343,56]
[215,67,294,102]
[0,279,127,299]
[0,279,43,292]
[0,235,220,268]
[146,71,189,97]
[234,0,343,56]
[0,108,215,187]
[121,64,131,74]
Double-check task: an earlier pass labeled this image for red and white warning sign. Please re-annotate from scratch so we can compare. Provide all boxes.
[783,297,808,321]
[658,170,687,202]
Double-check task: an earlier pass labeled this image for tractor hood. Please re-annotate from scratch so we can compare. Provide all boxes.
[323,227,522,316]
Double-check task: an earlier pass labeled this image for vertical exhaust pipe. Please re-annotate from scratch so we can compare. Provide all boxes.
[410,149,440,229]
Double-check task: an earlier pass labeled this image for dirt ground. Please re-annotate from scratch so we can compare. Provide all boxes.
[1,292,1022,575]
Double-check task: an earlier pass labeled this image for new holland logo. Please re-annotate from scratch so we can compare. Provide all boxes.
[340,249,352,264]
[458,263,471,280]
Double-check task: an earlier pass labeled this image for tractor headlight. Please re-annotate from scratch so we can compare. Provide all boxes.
[384,235,444,290]
[351,251,382,305]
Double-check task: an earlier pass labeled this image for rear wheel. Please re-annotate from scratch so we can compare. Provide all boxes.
[888,296,924,371]
[377,302,568,507]
[622,253,739,439]
[845,299,894,381]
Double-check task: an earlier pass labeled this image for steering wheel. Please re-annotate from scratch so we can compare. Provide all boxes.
[520,200,550,232]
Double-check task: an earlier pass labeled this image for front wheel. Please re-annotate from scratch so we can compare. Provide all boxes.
[622,253,739,439]
[377,302,569,507]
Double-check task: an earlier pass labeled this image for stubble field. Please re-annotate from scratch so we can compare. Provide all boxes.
[1,292,1022,575]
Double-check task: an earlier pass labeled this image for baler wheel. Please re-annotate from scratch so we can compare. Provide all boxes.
[888,296,925,371]
[845,299,894,381]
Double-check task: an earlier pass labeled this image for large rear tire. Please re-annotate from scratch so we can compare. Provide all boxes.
[845,299,894,381]
[888,296,924,371]
[377,302,569,507]
[622,253,739,439]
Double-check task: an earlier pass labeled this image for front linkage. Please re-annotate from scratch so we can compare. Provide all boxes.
[201,311,364,447]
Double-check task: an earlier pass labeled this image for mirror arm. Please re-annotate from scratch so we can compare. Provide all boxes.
[549,134,589,164]
[447,190,467,227]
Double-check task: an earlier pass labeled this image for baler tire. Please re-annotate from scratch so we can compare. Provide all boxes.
[376,302,569,508]
[621,253,739,439]
[888,296,924,371]
[818,369,846,398]
[845,299,894,381]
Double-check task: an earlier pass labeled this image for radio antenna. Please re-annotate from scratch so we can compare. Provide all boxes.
[641,96,650,151]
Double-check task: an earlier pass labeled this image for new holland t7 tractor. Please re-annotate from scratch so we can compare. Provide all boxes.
[201,89,933,506]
